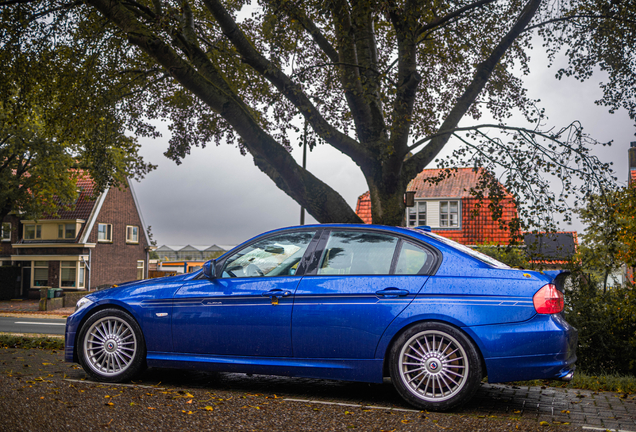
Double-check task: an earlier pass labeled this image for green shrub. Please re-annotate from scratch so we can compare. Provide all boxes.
[564,275,636,375]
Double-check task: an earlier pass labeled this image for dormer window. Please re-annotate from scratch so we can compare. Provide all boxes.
[58,224,76,239]
[24,224,41,240]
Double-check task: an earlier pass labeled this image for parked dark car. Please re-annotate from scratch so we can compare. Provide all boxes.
[65,224,577,411]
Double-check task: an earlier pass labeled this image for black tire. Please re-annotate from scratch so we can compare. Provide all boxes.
[389,322,482,411]
[77,308,147,382]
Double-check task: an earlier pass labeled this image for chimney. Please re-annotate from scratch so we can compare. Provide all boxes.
[630,142,636,184]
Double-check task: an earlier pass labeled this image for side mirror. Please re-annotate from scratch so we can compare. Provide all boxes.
[203,260,216,279]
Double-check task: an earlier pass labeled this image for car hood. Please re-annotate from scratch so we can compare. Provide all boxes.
[85,272,198,303]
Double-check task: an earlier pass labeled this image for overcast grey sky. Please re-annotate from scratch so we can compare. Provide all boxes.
[133,48,635,247]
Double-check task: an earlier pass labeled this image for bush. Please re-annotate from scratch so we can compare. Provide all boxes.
[564,274,636,375]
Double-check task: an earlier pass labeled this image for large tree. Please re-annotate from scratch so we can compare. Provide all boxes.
[1,0,630,227]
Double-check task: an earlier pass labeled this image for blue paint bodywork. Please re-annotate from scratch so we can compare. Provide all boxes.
[65,224,577,384]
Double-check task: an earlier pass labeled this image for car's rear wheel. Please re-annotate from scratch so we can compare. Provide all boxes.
[390,322,481,411]
[77,308,146,382]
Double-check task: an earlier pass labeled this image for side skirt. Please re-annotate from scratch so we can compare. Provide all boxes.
[146,352,384,383]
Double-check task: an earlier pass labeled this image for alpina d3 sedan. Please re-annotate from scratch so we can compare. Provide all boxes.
[65,224,577,411]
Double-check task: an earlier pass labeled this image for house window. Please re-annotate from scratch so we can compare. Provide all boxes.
[126,226,139,244]
[58,224,76,239]
[407,202,427,227]
[25,224,42,240]
[33,261,48,287]
[61,261,77,287]
[78,261,85,288]
[136,260,144,280]
[440,201,460,227]
[97,223,112,242]
[1,222,10,241]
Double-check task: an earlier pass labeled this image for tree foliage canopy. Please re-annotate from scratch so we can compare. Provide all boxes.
[1,0,632,227]
[0,4,155,221]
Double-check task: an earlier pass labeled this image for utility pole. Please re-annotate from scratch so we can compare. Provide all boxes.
[300,119,308,225]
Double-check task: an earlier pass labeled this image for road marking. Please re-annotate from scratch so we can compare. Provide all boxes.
[283,398,420,413]
[64,379,166,390]
[14,321,66,326]
[582,427,636,432]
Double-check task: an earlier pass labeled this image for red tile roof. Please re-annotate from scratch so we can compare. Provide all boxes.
[40,173,97,221]
[407,168,513,199]
[355,168,519,245]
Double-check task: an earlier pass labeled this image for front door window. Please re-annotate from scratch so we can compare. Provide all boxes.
[222,231,316,278]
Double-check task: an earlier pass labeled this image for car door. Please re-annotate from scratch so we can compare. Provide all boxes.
[172,230,318,357]
[292,229,437,359]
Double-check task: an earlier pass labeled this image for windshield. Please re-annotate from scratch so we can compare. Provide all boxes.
[415,229,511,269]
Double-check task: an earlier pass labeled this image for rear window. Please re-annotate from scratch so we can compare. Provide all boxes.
[415,229,510,269]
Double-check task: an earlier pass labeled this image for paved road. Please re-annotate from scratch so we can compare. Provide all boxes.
[2,347,635,431]
[0,316,66,335]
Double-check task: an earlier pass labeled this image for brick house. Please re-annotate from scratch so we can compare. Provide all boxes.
[355,168,579,268]
[356,168,519,245]
[0,175,151,298]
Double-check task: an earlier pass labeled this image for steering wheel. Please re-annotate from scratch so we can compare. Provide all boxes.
[245,263,264,277]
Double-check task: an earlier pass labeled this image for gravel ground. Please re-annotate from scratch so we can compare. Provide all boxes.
[0,348,582,432]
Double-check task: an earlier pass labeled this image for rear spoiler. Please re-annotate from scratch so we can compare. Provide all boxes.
[541,270,571,292]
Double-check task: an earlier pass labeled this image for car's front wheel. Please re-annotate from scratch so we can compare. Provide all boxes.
[77,308,146,382]
[390,322,481,411]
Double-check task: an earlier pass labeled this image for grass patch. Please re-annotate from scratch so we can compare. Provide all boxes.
[0,335,64,350]
[510,372,636,394]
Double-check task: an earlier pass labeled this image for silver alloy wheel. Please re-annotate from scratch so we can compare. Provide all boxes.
[398,330,469,402]
[83,316,137,377]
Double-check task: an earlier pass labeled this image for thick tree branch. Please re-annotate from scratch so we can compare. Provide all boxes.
[403,0,542,183]
[201,0,372,164]
[87,0,362,223]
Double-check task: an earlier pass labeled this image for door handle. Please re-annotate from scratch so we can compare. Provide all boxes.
[376,288,410,298]
[261,289,292,298]
[262,289,291,306]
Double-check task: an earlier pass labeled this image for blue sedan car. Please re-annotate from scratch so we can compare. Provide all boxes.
[65,224,577,411]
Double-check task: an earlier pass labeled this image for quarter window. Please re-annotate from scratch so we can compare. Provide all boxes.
[1,222,10,241]
[126,226,139,243]
[222,231,316,278]
[440,201,460,227]
[318,231,398,275]
[394,241,434,275]
[33,261,48,287]
[98,223,112,242]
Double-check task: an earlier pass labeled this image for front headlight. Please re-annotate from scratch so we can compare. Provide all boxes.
[74,297,94,313]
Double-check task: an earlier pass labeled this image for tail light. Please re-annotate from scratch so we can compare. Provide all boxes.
[533,284,564,314]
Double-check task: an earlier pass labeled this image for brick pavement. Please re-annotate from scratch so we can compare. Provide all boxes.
[465,384,636,431]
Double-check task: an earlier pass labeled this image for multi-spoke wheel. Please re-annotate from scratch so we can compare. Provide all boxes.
[390,322,481,411]
[77,309,146,382]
